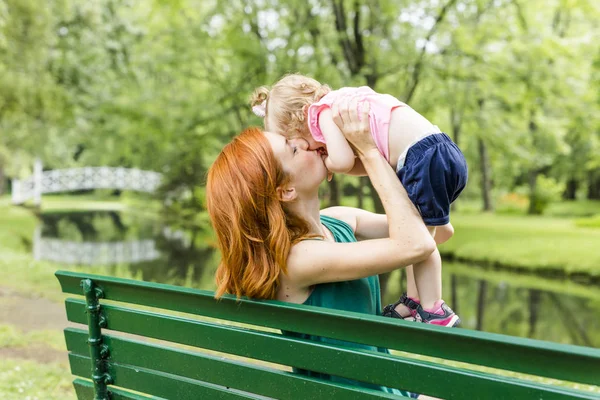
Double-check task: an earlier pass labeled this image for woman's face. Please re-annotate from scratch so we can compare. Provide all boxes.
[264,131,327,194]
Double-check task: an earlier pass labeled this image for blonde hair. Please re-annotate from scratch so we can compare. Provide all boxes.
[250,74,331,138]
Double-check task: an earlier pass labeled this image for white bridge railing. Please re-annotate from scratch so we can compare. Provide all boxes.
[12,159,162,205]
[32,227,189,266]
[34,237,161,265]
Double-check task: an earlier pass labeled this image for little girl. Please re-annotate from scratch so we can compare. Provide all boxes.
[251,73,467,327]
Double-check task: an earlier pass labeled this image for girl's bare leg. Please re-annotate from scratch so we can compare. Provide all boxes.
[394,265,419,318]
[392,227,459,326]
[394,226,441,315]
[395,227,441,313]
[412,247,443,310]
[406,264,419,301]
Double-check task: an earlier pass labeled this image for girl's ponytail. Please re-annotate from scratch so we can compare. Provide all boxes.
[251,86,269,118]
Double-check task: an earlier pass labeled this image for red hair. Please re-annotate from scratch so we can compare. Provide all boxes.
[206,127,318,300]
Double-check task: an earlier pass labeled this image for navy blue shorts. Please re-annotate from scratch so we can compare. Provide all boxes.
[396,133,468,226]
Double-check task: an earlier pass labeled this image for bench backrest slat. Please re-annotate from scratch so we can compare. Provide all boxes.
[65,328,397,400]
[73,378,156,400]
[56,271,600,387]
[64,299,599,400]
[69,353,264,400]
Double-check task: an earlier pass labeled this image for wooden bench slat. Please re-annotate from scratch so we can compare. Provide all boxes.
[73,378,159,400]
[69,354,264,400]
[56,271,600,387]
[65,328,397,400]
[64,299,598,400]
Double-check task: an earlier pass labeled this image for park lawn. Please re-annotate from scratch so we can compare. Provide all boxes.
[440,212,600,277]
[0,359,75,400]
[451,198,600,218]
[545,200,600,217]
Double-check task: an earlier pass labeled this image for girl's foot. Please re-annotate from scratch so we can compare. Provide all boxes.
[383,294,460,327]
[382,293,420,320]
[415,300,460,327]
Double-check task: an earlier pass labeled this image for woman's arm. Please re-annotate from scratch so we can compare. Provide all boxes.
[286,100,435,287]
[320,206,388,240]
[319,108,356,173]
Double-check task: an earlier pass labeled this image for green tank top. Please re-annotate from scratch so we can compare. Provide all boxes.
[283,215,414,398]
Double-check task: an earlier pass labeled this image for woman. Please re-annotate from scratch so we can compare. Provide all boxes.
[206,99,436,398]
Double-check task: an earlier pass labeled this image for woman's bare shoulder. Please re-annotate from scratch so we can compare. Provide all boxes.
[319,206,358,232]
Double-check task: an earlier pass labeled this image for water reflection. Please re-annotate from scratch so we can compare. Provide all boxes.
[382,266,600,348]
[37,211,600,348]
[36,211,217,286]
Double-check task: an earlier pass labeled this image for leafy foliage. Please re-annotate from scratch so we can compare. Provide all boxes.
[1,0,599,216]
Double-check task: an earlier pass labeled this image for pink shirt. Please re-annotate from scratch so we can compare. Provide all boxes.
[307,86,405,162]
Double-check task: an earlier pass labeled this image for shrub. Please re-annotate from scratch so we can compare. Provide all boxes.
[496,192,529,214]
[575,214,600,228]
[529,176,565,215]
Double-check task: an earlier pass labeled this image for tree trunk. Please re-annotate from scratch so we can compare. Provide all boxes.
[476,280,487,331]
[477,99,492,212]
[0,164,4,196]
[527,109,541,214]
[399,269,405,294]
[548,293,592,347]
[357,177,366,209]
[528,289,541,338]
[563,178,578,200]
[527,170,540,215]
[379,271,392,302]
[587,170,600,200]
[327,175,341,207]
[367,179,385,213]
[450,106,462,147]
[478,138,493,211]
[450,274,458,315]
[450,107,462,212]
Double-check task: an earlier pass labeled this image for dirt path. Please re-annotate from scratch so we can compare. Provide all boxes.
[0,287,68,331]
[0,286,72,364]
[0,346,67,364]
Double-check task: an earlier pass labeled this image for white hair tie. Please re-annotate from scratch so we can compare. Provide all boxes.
[252,101,266,118]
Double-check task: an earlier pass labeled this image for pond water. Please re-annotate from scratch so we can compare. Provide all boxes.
[37,210,600,348]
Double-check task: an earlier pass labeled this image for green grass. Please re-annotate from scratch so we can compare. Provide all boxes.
[4,192,161,216]
[41,192,161,216]
[546,200,600,217]
[0,324,66,352]
[439,197,600,218]
[575,214,600,228]
[440,213,600,276]
[0,359,75,400]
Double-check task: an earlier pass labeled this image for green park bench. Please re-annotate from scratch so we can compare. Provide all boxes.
[55,270,600,400]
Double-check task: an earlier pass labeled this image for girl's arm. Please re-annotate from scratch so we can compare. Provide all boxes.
[286,101,435,287]
[346,158,367,176]
[319,108,356,173]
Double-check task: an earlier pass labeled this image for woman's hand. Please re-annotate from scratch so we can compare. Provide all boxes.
[331,97,377,157]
